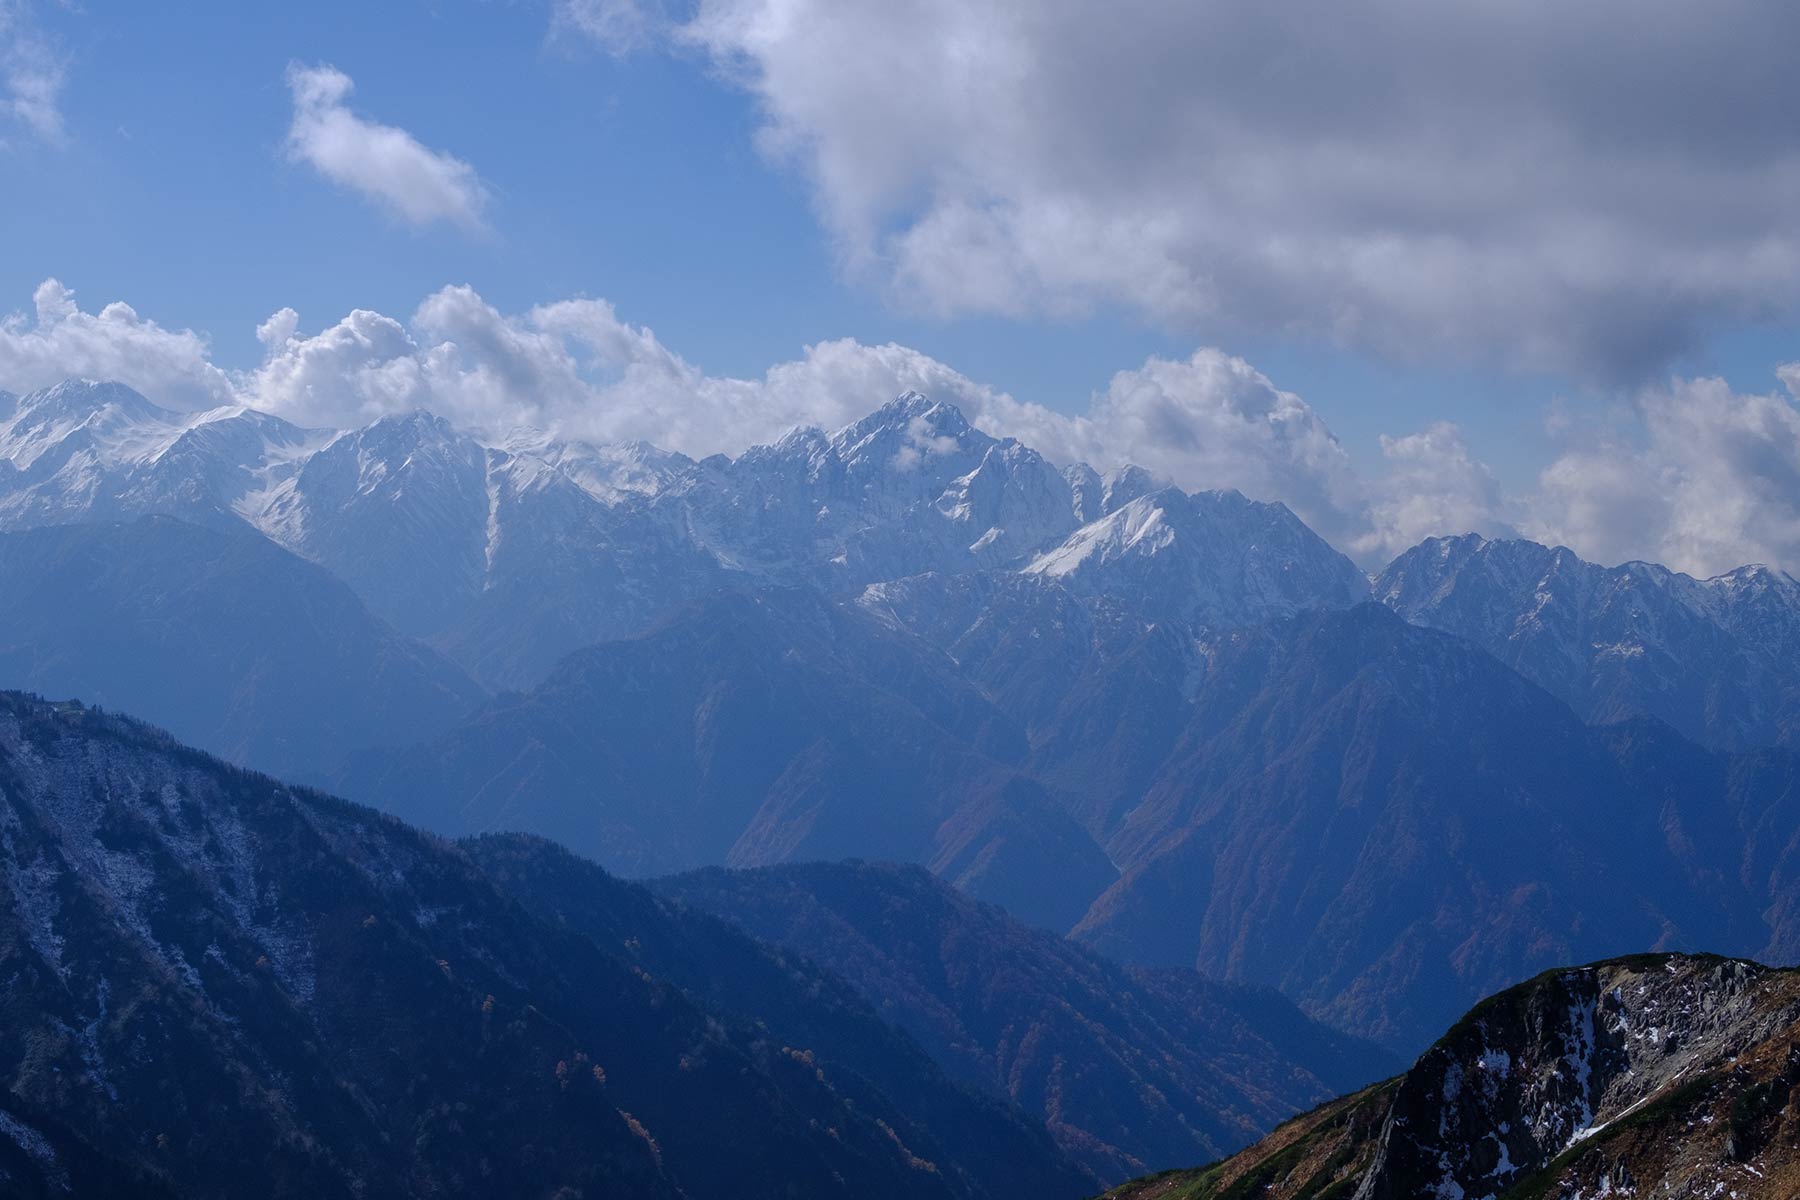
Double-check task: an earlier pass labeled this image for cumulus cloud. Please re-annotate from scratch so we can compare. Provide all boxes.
[0,0,65,145]
[234,282,1011,455]
[636,0,1800,379]
[284,63,489,229]
[0,280,234,407]
[1525,373,1800,578]
[246,305,431,427]
[1008,350,1371,547]
[1360,423,1515,563]
[1,279,1374,543]
[19,277,1800,576]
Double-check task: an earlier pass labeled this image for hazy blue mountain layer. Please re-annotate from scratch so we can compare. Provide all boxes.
[0,692,1093,1199]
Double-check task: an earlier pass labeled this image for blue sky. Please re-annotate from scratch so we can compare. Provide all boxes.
[4,4,1176,411]
[4,0,1800,574]
[0,3,1626,469]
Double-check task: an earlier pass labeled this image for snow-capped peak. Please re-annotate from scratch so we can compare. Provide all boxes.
[0,380,188,470]
[1377,533,1800,749]
[0,376,1438,688]
[1023,487,1370,625]
[500,428,695,502]
[829,392,987,468]
[18,378,173,421]
[1024,489,1183,578]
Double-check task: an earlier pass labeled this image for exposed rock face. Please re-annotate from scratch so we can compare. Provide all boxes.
[1378,533,1800,751]
[1361,956,1792,1199]
[1104,954,1800,1200]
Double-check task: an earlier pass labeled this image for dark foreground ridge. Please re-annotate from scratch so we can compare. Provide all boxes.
[1103,953,1800,1200]
[0,692,1091,1200]
[645,858,1397,1184]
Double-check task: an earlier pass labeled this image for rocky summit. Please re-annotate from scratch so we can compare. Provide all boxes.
[1105,954,1800,1200]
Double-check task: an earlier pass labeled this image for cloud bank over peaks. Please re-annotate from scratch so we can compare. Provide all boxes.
[0,280,235,408]
[5,276,1799,579]
[284,63,490,229]
[243,284,1017,455]
[214,293,1419,557]
[1364,424,1516,563]
[1527,369,1800,579]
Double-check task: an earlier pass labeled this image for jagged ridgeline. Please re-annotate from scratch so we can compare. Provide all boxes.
[10,379,1800,1058]
[0,693,1093,1200]
[0,380,1367,693]
[1104,955,1800,1200]
[15,378,1800,1193]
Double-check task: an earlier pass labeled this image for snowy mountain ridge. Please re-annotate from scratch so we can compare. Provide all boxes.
[11,378,1800,746]
[1378,532,1800,749]
[0,380,1370,687]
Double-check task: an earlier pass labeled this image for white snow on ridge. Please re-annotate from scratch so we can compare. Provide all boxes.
[0,1109,67,1191]
[1024,494,1177,578]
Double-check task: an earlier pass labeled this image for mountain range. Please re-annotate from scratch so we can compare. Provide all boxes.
[339,589,1800,1049]
[1379,532,1800,751]
[335,586,1121,930]
[1071,603,1800,1047]
[0,691,1400,1195]
[9,376,1800,1059]
[0,380,1365,689]
[11,378,1798,732]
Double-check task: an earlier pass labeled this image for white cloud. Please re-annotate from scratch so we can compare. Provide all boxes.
[1360,423,1514,563]
[20,277,1800,576]
[1018,350,1371,548]
[236,283,951,451]
[647,0,1800,380]
[1779,363,1800,399]
[4,279,1375,540]
[0,0,65,146]
[1526,373,1800,578]
[552,0,662,54]
[284,63,489,229]
[246,305,430,428]
[0,280,234,407]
